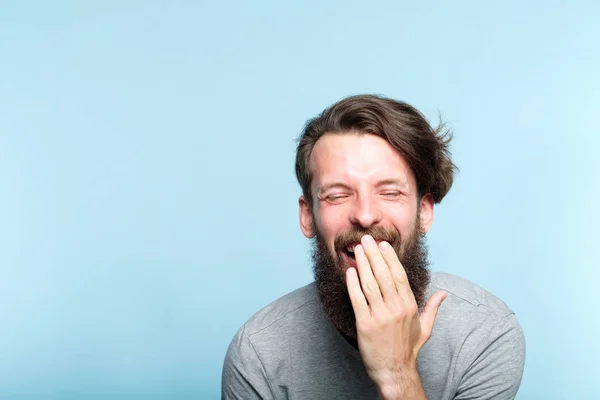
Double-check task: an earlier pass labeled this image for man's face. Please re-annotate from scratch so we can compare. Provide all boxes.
[299,133,434,338]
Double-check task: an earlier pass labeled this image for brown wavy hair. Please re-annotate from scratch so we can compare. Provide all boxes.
[295,94,457,208]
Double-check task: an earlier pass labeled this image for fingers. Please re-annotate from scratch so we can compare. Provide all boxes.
[354,243,384,308]
[359,235,398,300]
[378,240,415,303]
[346,267,369,319]
[419,291,448,338]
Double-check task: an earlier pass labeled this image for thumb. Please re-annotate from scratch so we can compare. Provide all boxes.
[419,290,448,338]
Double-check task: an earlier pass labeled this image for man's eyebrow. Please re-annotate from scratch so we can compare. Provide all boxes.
[376,179,409,188]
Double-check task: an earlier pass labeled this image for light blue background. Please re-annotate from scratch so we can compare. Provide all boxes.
[1,1,598,398]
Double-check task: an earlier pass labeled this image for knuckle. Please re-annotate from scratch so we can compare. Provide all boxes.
[391,311,404,323]
[409,304,419,316]
[375,312,391,325]
[394,309,407,320]
[365,281,379,294]
[406,304,418,316]
[382,315,394,327]
[380,276,393,288]
[395,278,408,288]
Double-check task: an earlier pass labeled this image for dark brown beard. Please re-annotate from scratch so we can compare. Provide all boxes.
[311,221,430,340]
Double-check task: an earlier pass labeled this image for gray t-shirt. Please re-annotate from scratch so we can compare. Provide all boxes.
[222,272,525,399]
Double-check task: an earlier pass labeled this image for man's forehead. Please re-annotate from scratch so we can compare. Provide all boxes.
[309,133,414,190]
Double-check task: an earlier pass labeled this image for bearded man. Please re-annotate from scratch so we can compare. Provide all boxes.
[222,95,526,399]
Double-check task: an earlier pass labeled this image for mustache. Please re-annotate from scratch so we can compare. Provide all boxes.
[333,226,401,252]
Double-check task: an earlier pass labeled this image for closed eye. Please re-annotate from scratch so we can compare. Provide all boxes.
[326,195,349,202]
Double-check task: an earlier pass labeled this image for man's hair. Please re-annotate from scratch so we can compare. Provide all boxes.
[295,94,457,207]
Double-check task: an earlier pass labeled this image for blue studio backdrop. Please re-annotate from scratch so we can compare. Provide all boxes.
[1,1,598,399]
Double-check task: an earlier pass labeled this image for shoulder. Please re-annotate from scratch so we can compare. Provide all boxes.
[425,272,525,364]
[222,283,321,398]
[429,271,515,319]
[241,282,320,337]
[426,273,526,397]
[428,272,525,370]
[225,282,323,358]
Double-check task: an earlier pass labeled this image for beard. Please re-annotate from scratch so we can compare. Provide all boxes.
[311,219,431,340]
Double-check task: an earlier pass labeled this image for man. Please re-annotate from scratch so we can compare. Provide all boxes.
[221,95,526,399]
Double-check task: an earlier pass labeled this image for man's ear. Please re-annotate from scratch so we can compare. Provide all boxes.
[419,193,434,234]
[299,195,316,238]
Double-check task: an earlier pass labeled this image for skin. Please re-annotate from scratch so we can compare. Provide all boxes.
[298,132,448,399]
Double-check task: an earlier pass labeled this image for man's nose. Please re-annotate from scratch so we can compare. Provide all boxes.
[349,196,382,228]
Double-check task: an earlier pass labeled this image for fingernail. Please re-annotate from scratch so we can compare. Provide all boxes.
[379,241,390,250]
[355,244,363,254]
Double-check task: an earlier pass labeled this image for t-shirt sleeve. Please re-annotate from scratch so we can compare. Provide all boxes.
[454,313,526,400]
[221,326,275,400]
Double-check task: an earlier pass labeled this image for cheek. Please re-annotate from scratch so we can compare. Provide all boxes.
[385,205,418,238]
[315,208,348,246]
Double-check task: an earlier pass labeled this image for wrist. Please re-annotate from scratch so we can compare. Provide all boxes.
[374,367,424,400]
[377,382,402,400]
